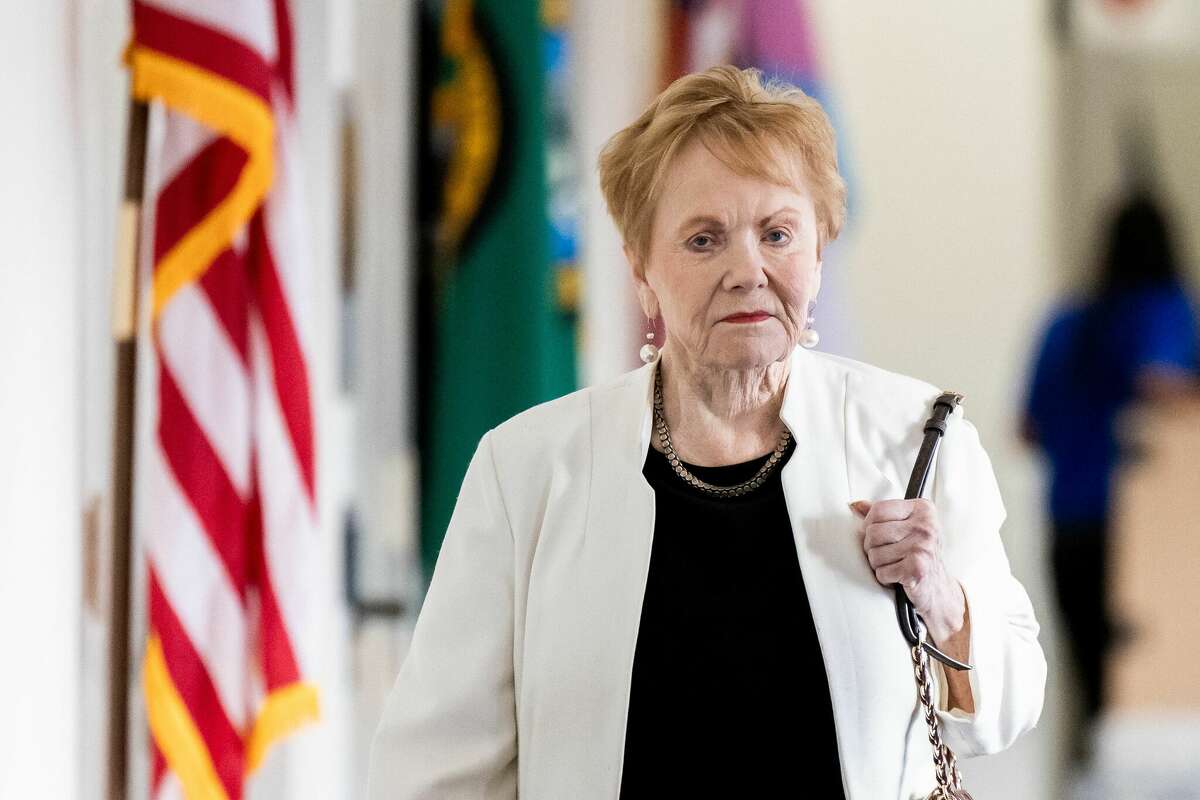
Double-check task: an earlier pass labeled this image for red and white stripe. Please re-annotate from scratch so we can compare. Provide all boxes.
[132,1,317,798]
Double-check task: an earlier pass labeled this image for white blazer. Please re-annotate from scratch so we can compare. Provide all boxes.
[368,346,1047,800]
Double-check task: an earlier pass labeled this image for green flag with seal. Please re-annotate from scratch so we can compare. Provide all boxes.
[417,0,579,581]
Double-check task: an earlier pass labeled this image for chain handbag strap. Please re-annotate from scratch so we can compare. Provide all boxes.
[901,392,976,800]
[912,624,974,800]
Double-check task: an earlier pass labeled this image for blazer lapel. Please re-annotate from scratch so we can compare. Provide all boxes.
[781,348,925,798]
[777,346,868,796]
[577,360,658,796]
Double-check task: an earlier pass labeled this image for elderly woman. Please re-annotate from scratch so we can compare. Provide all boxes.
[369,65,1046,799]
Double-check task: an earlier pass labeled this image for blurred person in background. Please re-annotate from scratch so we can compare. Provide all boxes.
[370,65,1046,799]
[1022,189,1200,764]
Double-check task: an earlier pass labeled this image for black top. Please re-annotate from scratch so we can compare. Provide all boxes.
[618,437,846,799]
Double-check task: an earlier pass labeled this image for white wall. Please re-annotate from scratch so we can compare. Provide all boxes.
[349,0,421,609]
[75,2,133,798]
[575,0,665,383]
[0,2,84,798]
[1057,50,1200,291]
[344,3,424,797]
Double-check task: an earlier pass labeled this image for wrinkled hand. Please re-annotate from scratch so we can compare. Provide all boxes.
[850,497,965,642]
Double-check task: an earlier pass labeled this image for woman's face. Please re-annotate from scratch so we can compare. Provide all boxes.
[631,138,822,372]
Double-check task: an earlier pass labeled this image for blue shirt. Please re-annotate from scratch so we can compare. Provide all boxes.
[1024,282,1198,527]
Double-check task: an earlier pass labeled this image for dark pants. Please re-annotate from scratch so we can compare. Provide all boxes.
[1051,520,1114,730]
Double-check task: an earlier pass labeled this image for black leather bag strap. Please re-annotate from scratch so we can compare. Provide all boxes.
[894,391,974,673]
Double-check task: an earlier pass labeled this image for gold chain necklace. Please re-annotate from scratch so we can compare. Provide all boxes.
[652,366,792,498]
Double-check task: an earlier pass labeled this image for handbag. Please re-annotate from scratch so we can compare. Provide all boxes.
[896,391,975,800]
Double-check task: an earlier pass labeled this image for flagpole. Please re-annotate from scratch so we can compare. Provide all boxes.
[108,97,148,800]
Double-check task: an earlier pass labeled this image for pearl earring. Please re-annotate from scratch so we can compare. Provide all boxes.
[640,318,659,363]
[800,302,820,349]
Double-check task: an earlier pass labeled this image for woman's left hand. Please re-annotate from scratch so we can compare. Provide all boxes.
[851,497,975,712]
[849,498,966,644]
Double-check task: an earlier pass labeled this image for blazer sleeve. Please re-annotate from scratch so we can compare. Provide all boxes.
[367,430,518,799]
[926,408,1048,757]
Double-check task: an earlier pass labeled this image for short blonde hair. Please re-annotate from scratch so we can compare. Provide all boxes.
[598,65,847,270]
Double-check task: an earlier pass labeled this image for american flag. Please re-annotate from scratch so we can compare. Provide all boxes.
[128,1,318,797]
